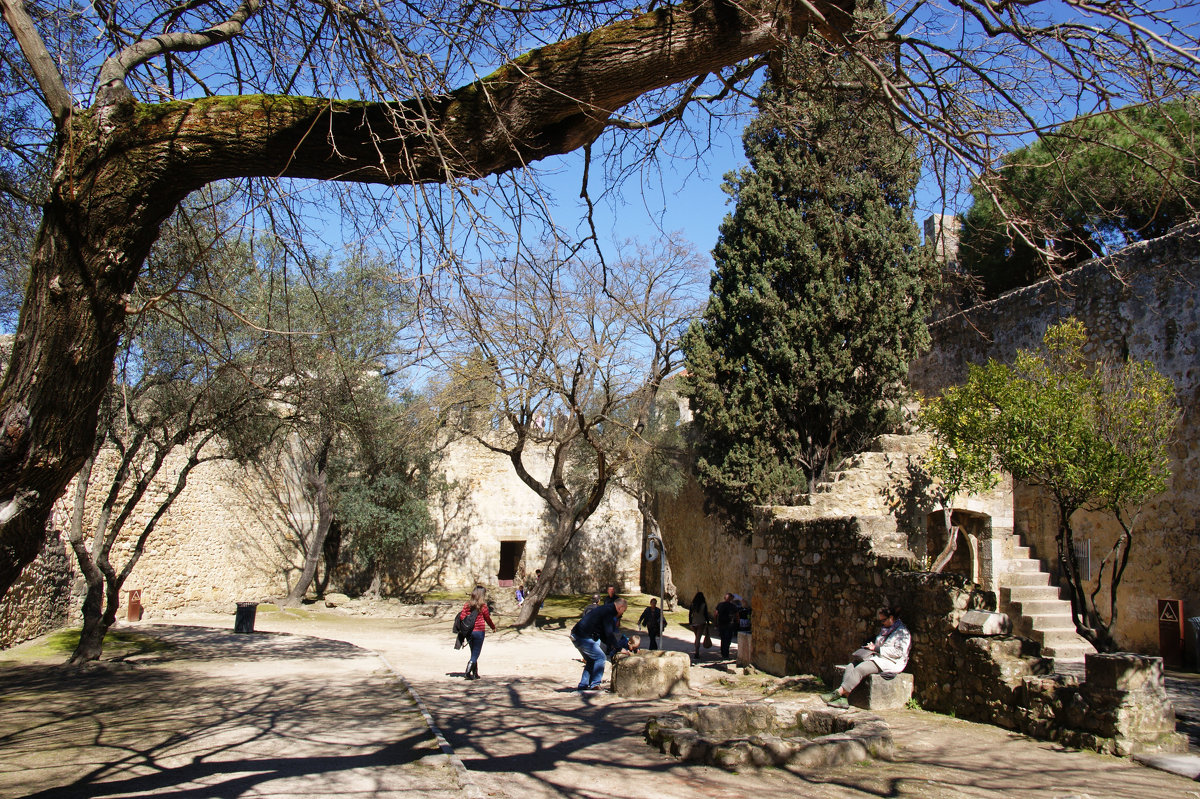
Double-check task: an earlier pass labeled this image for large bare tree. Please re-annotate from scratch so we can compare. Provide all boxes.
[434,236,704,627]
[0,0,1197,600]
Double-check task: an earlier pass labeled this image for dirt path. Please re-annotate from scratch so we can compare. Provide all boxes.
[2,607,1198,799]
[0,625,460,798]
[244,607,1199,799]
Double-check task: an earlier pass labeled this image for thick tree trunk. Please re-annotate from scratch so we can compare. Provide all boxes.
[637,491,677,607]
[514,513,581,629]
[282,454,333,606]
[0,0,854,600]
[69,540,107,663]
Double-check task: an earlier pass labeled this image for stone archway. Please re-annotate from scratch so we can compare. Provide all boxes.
[926,509,990,585]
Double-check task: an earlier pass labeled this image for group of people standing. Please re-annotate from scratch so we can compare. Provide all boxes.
[686,591,750,660]
[457,582,909,704]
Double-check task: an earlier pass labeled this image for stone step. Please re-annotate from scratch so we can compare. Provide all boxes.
[870,433,932,456]
[1010,598,1074,618]
[1044,642,1094,662]
[1011,544,1030,559]
[1041,632,1096,659]
[1013,613,1069,638]
[1001,584,1064,603]
[1000,570,1051,588]
[1007,558,1042,573]
[1030,624,1087,648]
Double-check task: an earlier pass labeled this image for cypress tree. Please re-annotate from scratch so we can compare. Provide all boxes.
[683,35,931,533]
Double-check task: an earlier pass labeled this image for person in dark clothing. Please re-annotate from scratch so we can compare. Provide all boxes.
[637,598,664,650]
[458,585,497,680]
[570,597,628,690]
[715,592,739,659]
[688,592,711,660]
[603,584,618,604]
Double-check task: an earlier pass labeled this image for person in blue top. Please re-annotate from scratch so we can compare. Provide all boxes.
[570,596,629,691]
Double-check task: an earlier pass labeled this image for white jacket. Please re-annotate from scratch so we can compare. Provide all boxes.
[869,619,911,673]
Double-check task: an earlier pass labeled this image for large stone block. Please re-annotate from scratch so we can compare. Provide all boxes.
[850,672,913,710]
[736,632,753,667]
[957,610,1011,636]
[611,650,691,699]
[1084,652,1163,692]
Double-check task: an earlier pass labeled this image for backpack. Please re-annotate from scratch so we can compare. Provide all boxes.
[453,607,480,637]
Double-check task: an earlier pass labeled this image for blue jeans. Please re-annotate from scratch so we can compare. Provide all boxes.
[467,630,485,667]
[572,635,606,689]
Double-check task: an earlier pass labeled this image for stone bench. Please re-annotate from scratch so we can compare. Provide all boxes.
[849,672,913,710]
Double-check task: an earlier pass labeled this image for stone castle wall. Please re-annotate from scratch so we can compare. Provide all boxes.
[909,220,1200,653]
[0,431,645,648]
[656,474,753,609]
[432,436,643,594]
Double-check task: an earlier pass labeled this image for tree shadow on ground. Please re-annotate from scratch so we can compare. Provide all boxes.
[412,671,1194,799]
[0,628,454,798]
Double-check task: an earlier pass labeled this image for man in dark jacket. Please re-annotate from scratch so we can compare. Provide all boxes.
[570,597,628,691]
[715,593,739,659]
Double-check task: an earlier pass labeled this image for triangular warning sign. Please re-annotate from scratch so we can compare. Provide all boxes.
[1160,603,1179,622]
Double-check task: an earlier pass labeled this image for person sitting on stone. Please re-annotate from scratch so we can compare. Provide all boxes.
[822,603,911,708]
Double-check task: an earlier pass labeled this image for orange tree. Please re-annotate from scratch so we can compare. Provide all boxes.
[921,319,1178,652]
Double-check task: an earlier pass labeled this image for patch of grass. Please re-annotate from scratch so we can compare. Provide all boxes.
[3,627,175,662]
[905,696,922,710]
[422,590,471,602]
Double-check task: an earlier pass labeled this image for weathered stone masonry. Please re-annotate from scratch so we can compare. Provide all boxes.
[910,220,1200,653]
[750,511,1185,755]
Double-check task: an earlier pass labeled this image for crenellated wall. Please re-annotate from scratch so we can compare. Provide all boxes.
[910,220,1200,653]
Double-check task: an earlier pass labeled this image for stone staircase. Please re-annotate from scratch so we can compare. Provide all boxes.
[778,434,929,562]
[786,434,1096,664]
[999,539,1095,662]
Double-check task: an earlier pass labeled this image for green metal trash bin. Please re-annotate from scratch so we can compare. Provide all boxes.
[234,602,258,633]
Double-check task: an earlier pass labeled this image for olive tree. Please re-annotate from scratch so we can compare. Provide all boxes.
[433,237,704,627]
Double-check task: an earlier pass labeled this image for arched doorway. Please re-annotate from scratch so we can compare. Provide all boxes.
[925,509,990,583]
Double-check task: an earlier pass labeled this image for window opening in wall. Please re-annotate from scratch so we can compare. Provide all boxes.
[498,540,525,586]
[1073,538,1092,582]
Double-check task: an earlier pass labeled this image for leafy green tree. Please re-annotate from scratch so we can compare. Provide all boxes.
[921,319,1178,652]
[239,245,423,606]
[325,385,446,598]
[683,35,931,533]
[960,99,1200,298]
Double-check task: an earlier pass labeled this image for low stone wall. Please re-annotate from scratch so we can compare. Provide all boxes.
[750,509,1184,755]
[645,700,894,771]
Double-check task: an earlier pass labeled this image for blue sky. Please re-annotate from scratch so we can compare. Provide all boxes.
[528,125,954,270]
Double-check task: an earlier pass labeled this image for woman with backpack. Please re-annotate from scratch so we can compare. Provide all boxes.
[457,585,497,680]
